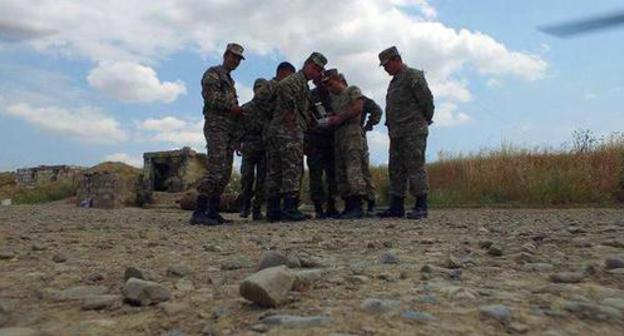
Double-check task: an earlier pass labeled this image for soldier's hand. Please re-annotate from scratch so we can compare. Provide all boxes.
[317,117,331,128]
[230,105,244,116]
[327,116,340,127]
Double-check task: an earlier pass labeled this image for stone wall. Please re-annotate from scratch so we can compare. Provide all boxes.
[16,165,83,188]
[76,172,138,209]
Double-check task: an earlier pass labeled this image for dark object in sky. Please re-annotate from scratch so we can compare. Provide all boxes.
[539,10,624,37]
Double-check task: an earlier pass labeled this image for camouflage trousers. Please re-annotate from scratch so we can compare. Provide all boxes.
[197,124,235,197]
[335,124,366,198]
[239,140,266,209]
[265,132,304,197]
[306,144,337,203]
[388,128,429,197]
[361,135,376,202]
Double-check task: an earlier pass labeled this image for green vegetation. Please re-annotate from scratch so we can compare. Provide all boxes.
[1,180,78,204]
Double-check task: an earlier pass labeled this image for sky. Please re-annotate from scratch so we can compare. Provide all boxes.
[0,0,623,171]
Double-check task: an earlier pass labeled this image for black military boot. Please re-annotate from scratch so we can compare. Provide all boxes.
[252,205,265,221]
[190,194,220,226]
[406,194,428,220]
[325,197,340,219]
[282,193,308,222]
[239,199,251,218]
[266,196,282,223]
[340,196,364,219]
[377,196,405,218]
[366,199,376,218]
[313,200,326,219]
[211,196,233,224]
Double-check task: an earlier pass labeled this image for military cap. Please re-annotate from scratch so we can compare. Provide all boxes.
[320,68,339,83]
[307,52,328,69]
[378,46,400,66]
[253,78,268,89]
[226,43,245,59]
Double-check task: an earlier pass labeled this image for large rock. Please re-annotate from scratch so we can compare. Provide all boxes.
[239,266,296,307]
[122,278,171,306]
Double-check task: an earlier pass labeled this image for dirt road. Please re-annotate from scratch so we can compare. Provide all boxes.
[0,204,623,335]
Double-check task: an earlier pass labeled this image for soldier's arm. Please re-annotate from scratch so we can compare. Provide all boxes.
[410,71,435,124]
[201,69,236,112]
[277,83,298,132]
[364,97,383,127]
[331,98,364,126]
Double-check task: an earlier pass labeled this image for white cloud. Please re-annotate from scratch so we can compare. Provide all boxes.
[1,103,127,143]
[136,116,204,148]
[104,153,143,168]
[0,0,548,126]
[367,129,390,164]
[87,61,186,103]
[433,102,472,127]
[486,78,502,88]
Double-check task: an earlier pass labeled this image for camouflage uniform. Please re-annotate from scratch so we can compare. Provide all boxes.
[332,86,367,198]
[385,64,434,198]
[239,100,268,211]
[265,70,313,197]
[197,65,239,197]
[360,96,383,203]
[304,86,337,205]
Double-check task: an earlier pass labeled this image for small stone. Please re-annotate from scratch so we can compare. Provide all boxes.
[604,255,624,270]
[444,255,463,269]
[85,273,104,283]
[122,278,171,306]
[509,323,529,334]
[348,275,369,285]
[487,245,503,257]
[166,265,191,277]
[202,244,223,253]
[479,304,512,326]
[0,327,38,336]
[380,251,399,264]
[239,266,296,307]
[0,249,15,260]
[360,298,400,314]
[81,295,120,310]
[292,269,324,289]
[124,266,149,281]
[257,251,290,270]
[249,324,269,333]
[158,302,189,316]
[298,254,322,268]
[521,263,554,273]
[31,242,46,251]
[174,278,195,291]
[567,226,587,234]
[521,242,537,254]
[449,287,479,301]
[349,263,367,275]
[402,310,437,323]
[550,272,585,284]
[52,253,67,263]
[563,301,621,321]
[260,314,330,328]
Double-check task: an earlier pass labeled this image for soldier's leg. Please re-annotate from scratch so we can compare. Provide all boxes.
[340,143,366,219]
[252,151,267,220]
[265,138,283,222]
[323,146,340,218]
[378,136,406,218]
[194,129,231,225]
[361,137,376,215]
[404,131,429,219]
[280,137,307,221]
[239,150,254,218]
[307,151,326,218]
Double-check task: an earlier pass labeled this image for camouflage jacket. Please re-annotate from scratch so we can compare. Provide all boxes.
[331,85,364,140]
[201,65,238,131]
[304,86,334,149]
[385,64,434,138]
[361,95,382,128]
[267,70,312,139]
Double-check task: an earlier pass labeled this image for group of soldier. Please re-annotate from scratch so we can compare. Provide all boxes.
[191,43,434,226]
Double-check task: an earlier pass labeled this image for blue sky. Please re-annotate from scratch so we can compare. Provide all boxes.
[1,0,623,171]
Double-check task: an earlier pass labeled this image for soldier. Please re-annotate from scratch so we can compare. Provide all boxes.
[360,93,383,217]
[377,46,434,219]
[318,71,366,219]
[191,43,245,226]
[238,63,296,221]
[265,52,327,222]
[304,75,339,219]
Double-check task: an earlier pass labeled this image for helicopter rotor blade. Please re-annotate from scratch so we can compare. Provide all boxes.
[539,10,624,37]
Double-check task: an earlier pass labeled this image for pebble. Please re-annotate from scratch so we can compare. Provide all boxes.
[380,251,399,264]
[347,275,369,285]
[124,266,149,281]
[85,272,104,283]
[550,272,585,284]
[239,265,295,307]
[31,242,46,251]
[292,269,324,288]
[487,245,503,257]
[479,304,512,326]
[166,265,191,277]
[509,323,529,334]
[563,301,621,321]
[122,278,170,306]
[402,310,437,323]
[158,302,189,316]
[444,255,463,269]
[81,295,120,310]
[604,255,624,270]
[360,298,400,314]
[260,314,330,328]
[257,251,291,270]
[221,259,243,270]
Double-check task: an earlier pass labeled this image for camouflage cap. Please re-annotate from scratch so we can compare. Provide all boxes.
[307,52,328,69]
[320,68,339,83]
[378,46,400,66]
[226,43,245,60]
[253,78,268,90]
